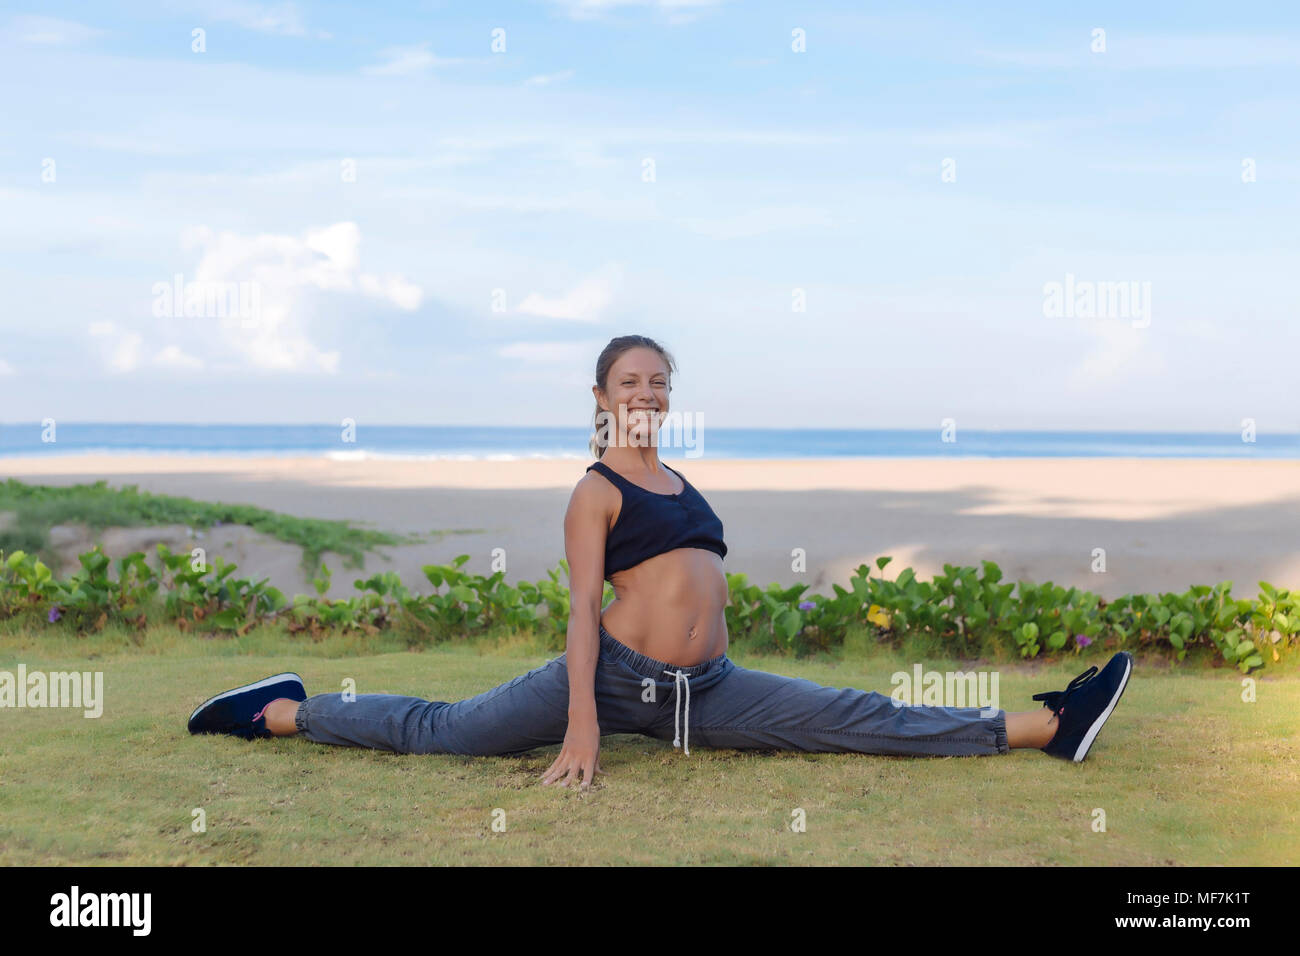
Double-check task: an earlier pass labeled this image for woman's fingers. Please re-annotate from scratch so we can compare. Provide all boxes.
[538,752,606,789]
[541,753,582,787]
[539,751,567,785]
[545,767,573,786]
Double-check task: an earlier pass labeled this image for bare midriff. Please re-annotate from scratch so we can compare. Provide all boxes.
[598,547,728,668]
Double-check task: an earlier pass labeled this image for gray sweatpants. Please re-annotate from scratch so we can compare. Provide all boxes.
[294,624,1009,757]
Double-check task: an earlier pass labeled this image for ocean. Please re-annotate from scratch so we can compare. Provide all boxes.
[1,424,1297,459]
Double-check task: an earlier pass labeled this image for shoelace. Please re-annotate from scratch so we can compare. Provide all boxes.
[1032,665,1098,717]
[670,671,691,759]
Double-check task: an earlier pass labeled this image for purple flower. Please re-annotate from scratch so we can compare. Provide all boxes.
[1074,633,1092,648]
[798,600,816,611]
[48,606,62,623]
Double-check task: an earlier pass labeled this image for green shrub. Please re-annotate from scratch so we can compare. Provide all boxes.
[2,543,1294,671]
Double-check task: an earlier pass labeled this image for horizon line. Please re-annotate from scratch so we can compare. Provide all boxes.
[2,422,1299,435]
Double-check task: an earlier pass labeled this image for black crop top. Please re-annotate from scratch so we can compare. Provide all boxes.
[585,460,727,579]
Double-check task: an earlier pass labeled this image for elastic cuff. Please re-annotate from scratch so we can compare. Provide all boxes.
[294,697,311,735]
[993,710,1009,755]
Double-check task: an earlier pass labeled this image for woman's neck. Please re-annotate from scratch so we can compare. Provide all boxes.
[600,448,664,477]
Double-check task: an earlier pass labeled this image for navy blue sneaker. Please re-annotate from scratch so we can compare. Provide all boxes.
[1033,652,1133,762]
[188,672,307,740]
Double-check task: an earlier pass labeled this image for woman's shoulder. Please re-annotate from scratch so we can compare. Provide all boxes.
[571,462,621,503]
[582,459,631,491]
[566,464,624,539]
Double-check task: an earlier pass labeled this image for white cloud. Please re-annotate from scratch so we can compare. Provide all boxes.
[0,358,14,376]
[515,265,623,322]
[357,274,423,310]
[498,341,603,364]
[548,0,729,23]
[88,321,143,373]
[682,205,833,240]
[154,345,205,370]
[1067,319,1165,389]
[524,69,576,87]
[10,15,103,46]
[200,2,307,37]
[180,221,422,373]
[977,35,1300,71]
[362,42,480,76]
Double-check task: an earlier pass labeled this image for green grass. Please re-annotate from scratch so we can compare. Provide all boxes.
[1,624,1296,865]
[0,478,436,573]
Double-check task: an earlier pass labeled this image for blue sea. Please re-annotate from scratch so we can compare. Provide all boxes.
[1,424,1297,459]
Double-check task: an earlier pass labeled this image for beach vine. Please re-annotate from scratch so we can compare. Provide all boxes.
[2,546,1295,672]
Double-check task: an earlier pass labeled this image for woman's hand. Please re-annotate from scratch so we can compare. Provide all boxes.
[540,715,607,791]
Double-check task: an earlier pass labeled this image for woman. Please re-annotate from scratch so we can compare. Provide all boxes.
[188,335,1133,789]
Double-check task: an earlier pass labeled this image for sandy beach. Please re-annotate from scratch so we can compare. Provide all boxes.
[3,455,1298,601]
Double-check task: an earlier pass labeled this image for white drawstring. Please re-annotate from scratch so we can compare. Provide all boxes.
[665,668,691,755]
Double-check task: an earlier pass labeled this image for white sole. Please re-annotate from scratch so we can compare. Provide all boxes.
[1071,656,1132,762]
[189,672,305,724]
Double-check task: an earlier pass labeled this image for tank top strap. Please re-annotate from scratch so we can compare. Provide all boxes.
[586,460,634,491]
[587,460,685,495]
[663,463,690,492]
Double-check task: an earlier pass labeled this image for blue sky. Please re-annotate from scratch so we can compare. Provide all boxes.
[2,1,1297,431]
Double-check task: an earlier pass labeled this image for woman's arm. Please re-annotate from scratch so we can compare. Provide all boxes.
[539,475,610,790]
[563,476,607,722]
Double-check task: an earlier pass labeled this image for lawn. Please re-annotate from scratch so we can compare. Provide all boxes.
[1,625,1296,866]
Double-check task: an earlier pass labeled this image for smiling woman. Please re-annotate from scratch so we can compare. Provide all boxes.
[187,334,1134,791]
[575,336,731,670]
[588,334,677,459]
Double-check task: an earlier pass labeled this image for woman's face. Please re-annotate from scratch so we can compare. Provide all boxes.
[595,347,670,450]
